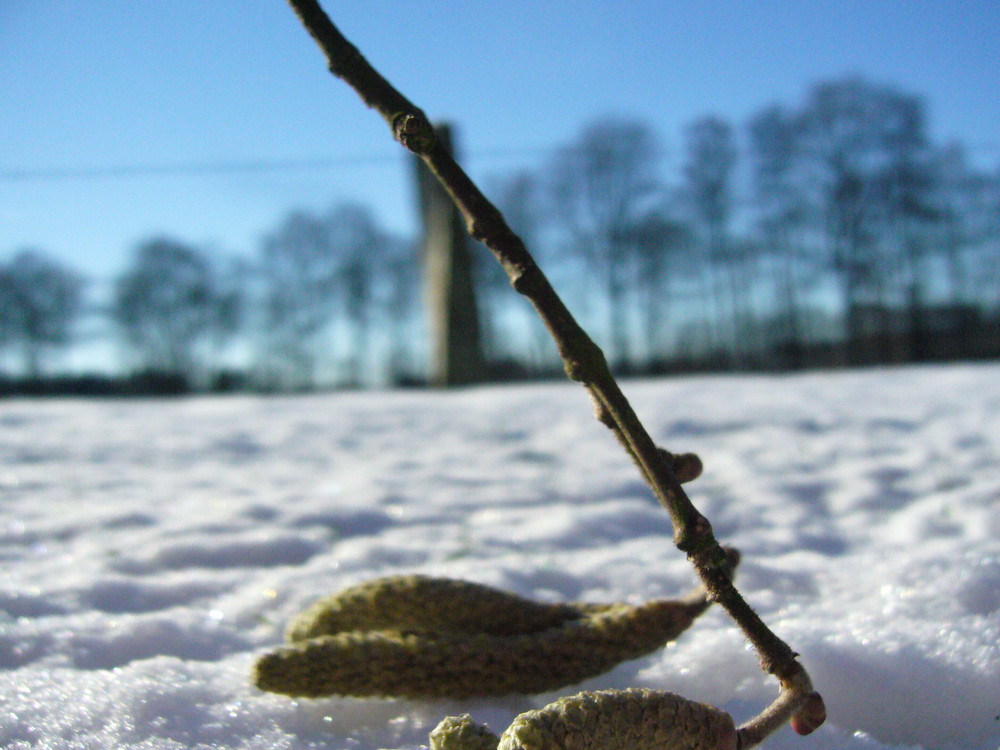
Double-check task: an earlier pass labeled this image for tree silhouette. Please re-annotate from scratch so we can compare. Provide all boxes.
[257,210,340,389]
[681,116,742,365]
[628,210,693,365]
[112,237,236,383]
[747,104,813,367]
[549,117,661,369]
[479,170,554,370]
[0,249,83,378]
[327,203,384,386]
[795,77,929,362]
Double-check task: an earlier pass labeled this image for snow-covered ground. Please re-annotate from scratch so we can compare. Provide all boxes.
[1,363,998,750]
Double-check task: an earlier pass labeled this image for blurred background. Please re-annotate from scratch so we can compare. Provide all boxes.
[2,1,998,394]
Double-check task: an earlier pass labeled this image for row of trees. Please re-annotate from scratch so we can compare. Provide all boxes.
[2,76,998,392]
[478,76,999,373]
[1,207,422,391]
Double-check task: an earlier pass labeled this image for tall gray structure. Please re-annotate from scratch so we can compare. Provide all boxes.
[413,124,485,386]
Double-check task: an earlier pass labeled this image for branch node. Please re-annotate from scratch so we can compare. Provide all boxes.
[509,265,538,296]
[676,515,715,556]
[468,218,491,243]
[392,112,436,154]
[562,357,588,383]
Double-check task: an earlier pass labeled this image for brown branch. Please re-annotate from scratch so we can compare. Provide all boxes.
[283,0,825,744]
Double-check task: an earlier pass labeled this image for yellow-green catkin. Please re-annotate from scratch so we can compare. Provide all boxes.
[429,714,501,750]
[493,689,737,750]
[427,689,737,750]
[286,575,587,642]
[253,577,715,698]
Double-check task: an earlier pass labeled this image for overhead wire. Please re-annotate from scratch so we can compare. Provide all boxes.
[0,147,560,182]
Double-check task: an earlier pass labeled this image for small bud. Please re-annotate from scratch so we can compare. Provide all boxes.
[672,452,704,483]
[658,448,704,484]
[789,692,826,735]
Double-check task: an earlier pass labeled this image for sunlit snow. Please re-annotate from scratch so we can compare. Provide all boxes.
[1,364,998,749]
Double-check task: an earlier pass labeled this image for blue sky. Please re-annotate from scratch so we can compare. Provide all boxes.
[2,0,998,285]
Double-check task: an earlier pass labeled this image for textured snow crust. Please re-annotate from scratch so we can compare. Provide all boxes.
[1,364,998,749]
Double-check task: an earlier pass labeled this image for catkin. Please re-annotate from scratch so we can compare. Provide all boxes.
[286,575,588,642]
[254,597,710,698]
[428,689,737,750]
[255,556,738,699]
[496,689,737,750]
[429,714,501,750]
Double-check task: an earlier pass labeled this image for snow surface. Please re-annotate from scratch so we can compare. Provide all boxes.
[1,363,998,750]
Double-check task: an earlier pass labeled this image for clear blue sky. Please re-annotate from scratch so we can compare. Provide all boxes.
[2,0,998,284]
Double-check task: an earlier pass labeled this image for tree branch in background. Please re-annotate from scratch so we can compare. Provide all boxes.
[283,0,826,744]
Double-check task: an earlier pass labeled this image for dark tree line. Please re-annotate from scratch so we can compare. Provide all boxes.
[2,76,998,393]
[0,205,421,393]
[477,75,1000,374]
[253,202,419,390]
[0,249,83,379]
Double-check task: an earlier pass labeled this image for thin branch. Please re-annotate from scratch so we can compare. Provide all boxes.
[283,0,825,743]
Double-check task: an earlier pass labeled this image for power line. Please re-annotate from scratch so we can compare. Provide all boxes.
[0,154,402,181]
[0,147,556,182]
[3,142,997,183]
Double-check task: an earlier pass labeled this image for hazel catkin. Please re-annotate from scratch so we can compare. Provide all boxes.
[497,689,737,750]
[254,563,738,699]
[427,689,737,750]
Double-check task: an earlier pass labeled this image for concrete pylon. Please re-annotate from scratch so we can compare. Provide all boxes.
[413,123,485,387]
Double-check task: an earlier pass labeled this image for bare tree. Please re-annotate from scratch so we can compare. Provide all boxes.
[681,116,746,366]
[931,146,1000,313]
[0,249,84,378]
[747,104,813,366]
[934,157,1000,357]
[255,202,411,389]
[380,239,424,385]
[549,117,661,370]
[479,170,554,371]
[112,237,233,383]
[327,203,383,386]
[876,101,940,359]
[795,77,927,362]
[625,209,692,366]
[257,210,340,389]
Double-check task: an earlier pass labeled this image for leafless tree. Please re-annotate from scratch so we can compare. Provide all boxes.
[326,203,385,386]
[681,116,745,364]
[478,170,555,371]
[931,147,1000,310]
[112,237,236,383]
[624,208,693,366]
[0,249,83,378]
[549,117,661,369]
[256,202,412,389]
[795,77,927,362]
[380,239,424,385]
[747,104,813,366]
[257,210,340,389]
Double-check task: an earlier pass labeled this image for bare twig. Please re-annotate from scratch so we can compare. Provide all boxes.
[282,0,825,744]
